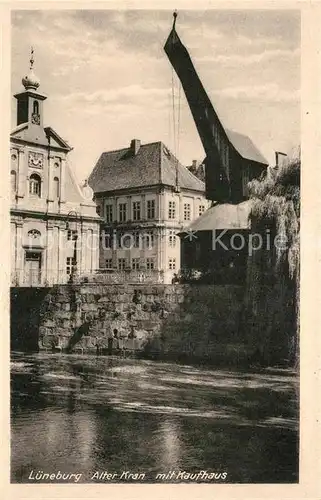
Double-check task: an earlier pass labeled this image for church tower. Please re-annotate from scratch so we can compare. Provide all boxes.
[10,48,100,290]
[14,48,47,128]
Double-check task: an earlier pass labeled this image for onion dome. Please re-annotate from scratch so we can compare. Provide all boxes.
[22,47,40,91]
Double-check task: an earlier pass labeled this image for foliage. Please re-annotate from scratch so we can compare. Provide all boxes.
[248,155,300,280]
[245,154,300,366]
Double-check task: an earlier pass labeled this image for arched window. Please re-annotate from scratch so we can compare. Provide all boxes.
[28,229,41,239]
[11,170,17,192]
[53,177,60,199]
[29,173,41,197]
[33,101,39,115]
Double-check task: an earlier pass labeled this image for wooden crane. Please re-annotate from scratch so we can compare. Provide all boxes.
[164,12,268,204]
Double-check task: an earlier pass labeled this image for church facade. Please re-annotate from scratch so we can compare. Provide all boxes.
[10,51,100,287]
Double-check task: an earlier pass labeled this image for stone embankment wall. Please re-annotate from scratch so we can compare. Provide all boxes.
[36,283,247,364]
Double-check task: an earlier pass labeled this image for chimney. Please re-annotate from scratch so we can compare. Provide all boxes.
[189,159,197,173]
[130,139,141,155]
[275,151,287,169]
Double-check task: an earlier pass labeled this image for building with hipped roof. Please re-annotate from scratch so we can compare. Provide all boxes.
[88,139,210,284]
[179,201,252,284]
[10,50,101,287]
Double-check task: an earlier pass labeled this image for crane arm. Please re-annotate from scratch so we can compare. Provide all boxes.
[164,16,231,201]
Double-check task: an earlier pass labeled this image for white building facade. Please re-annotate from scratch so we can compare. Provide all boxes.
[10,53,100,287]
[89,140,210,284]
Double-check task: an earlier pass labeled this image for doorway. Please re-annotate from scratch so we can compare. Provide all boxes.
[25,251,42,286]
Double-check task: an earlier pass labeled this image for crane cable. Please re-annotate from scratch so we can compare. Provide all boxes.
[170,66,181,191]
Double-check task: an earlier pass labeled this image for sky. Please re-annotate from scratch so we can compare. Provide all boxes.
[11,9,300,183]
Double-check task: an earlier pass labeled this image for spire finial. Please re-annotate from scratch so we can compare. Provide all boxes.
[22,46,40,90]
[173,10,178,29]
[30,46,34,70]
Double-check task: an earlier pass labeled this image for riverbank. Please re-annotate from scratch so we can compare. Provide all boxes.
[12,282,296,367]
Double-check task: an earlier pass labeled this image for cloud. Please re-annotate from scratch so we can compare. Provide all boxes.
[59,85,167,104]
[11,9,300,178]
[213,83,300,103]
[52,85,170,119]
[199,47,300,66]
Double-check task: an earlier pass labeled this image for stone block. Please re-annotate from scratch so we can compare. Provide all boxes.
[38,326,48,337]
[54,311,72,320]
[56,294,71,303]
[97,296,110,303]
[42,319,56,328]
[41,335,56,348]
[135,320,159,331]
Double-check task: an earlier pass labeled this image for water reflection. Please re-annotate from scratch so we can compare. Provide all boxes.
[11,353,299,483]
[159,419,181,470]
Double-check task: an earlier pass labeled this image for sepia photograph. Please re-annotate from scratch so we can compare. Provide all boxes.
[9,7,300,485]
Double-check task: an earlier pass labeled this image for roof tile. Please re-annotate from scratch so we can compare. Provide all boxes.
[89,141,205,193]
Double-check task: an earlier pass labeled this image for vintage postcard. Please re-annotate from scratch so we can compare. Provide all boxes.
[1,0,320,499]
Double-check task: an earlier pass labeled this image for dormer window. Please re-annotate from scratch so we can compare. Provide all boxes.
[29,173,41,196]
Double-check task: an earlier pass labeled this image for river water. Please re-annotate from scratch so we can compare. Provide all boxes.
[11,352,299,483]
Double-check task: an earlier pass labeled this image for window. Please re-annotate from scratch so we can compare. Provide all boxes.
[105,204,113,223]
[33,101,39,115]
[133,201,141,221]
[117,231,125,248]
[199,205,205,217]
[144,230,154,249]
[103,231,112,249]
[133,231,140,248]
[53,177,59,199]
[31,101,40,125]
[147,200,155,219]
[168,201,176,219]
[105,258,113,269]
[28,229,41,239]
[169,230,176,247]
[11,170,17,192]
[132,258,140,270]
[66,257,75,275]
[118,258,126,271]
[119,203,127,222]
[146,258,154,270]
[122,234,134,249]
[29,174,41,196]
[184,203,191,221]
[67,230,78,241]
[169,258,176,270]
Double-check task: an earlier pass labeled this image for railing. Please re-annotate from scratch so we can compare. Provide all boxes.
[11,268,166,287]
[81,269,165,284]
[11,269,70,287]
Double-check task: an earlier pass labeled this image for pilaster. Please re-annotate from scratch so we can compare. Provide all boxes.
[16,221,24,284]
[17,147,26,199]
[127,195,132,220]
[45,221,55,284]
[141,193,146,219]
[60,158,66,204]
[47,155,55,203]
